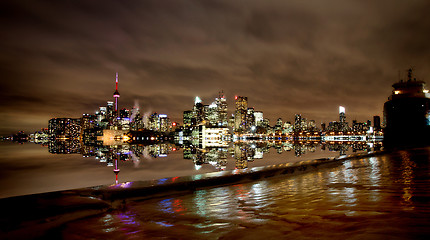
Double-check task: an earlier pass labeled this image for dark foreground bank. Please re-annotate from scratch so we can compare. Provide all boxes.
[2,147,430,239]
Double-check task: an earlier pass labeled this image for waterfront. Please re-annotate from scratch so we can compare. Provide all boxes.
[55,147,430,239]
[0,141,366,198]
[1,143,429,239]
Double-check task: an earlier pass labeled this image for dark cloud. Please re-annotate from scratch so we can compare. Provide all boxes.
[1,0,430,134]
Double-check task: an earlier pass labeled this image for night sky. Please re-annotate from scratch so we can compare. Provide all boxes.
[1,0,430,135]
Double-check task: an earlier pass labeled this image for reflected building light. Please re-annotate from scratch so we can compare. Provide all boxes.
[192,174,203,181]
[193,189,208,216]
[157,178,169,184]
[119,182,132,188]
[158,198,175,214]
[154,221,174,227]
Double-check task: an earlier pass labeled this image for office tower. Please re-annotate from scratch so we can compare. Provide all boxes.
[148,112,159,131]
[159,114,171,132]
[130,107,144,130]
[294,114,302,132]
[119,108,130,119]
[48,118,81,140]
[339,106,349,132]
[183,110,193,127]
[246,108,255,130]
[339,106,346,123]
[254,111,264,126]
[373,116,381,131]
[81,114,96,131]
[193,97,205,125]
[216,91,228,126]
[321,123,326,131]
[234,96,248,132]
[106,101,115,123]
[207,102,219,126]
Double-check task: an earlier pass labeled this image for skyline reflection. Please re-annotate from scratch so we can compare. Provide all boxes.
[42,138,382,184]
[0,138,383,198]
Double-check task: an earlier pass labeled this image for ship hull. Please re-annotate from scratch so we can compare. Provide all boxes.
[383,97,430,148]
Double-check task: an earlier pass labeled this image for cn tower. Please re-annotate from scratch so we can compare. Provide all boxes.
[113,72,120,114]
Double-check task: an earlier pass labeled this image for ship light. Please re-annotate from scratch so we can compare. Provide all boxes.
[394,90,401,94]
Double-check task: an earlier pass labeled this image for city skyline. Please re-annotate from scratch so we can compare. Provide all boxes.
[2,0,430,135]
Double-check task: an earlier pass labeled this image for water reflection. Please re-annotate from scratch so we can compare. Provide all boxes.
[399,151,416,210]
[26,138,383,185]
[11,136,382,187]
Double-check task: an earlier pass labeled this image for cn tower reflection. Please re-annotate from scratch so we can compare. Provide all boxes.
[113,155,120,184]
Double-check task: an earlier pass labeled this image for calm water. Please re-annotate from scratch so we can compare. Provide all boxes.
[57,147,430,239]
[0,141,371,198]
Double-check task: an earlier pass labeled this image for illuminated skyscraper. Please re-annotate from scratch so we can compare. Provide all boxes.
[148,112,160,131]
[246,108,255,130]
[234,96,248,132]
[113,72,120,114]
[254,111,263,126]
[294,114,302,132]
[193,97,205,125]
[216,91,228,127]
[338,106,349,132]
[48,118,81,140]
[159,114,171,132]
[81,114,95,132]
[339,106,346,123]
[207,102,218,126]
[183,110,193,127]
[106,101,115,123]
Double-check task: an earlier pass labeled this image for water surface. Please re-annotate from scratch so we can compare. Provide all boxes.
[57,147,430,239]
[1,141,361,198]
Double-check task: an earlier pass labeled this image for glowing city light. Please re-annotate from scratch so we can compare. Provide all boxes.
[394,90,401,94]
[195,96,202,104]
[339,106,345,114]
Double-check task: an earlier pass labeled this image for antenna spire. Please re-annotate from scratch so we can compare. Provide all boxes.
[116,72,119,91]
[113,72,120,112]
